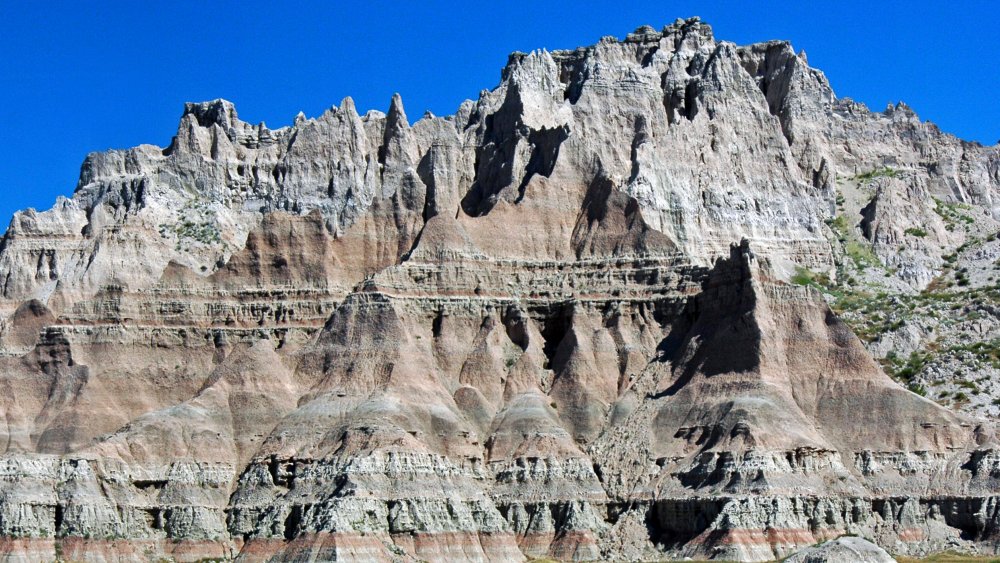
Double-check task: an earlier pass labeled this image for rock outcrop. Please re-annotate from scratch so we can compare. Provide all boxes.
[785,536,895,563]
[0,17,998,562]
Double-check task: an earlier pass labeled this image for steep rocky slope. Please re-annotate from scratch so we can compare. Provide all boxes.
[0,17,998,562]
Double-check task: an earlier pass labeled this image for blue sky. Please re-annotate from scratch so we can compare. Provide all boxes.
[1,1,998,228]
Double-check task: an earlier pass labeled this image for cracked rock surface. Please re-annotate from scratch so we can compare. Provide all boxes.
[0,17,998,562]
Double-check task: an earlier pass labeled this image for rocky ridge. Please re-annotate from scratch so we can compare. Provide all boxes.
[0,17,998,562]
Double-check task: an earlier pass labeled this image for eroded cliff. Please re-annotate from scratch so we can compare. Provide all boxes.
[0,18,998,562]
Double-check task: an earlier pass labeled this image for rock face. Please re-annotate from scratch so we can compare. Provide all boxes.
[0,17,998,562]
[785,536,895,563]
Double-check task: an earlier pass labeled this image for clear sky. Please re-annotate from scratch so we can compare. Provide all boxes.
[2,1,998,229]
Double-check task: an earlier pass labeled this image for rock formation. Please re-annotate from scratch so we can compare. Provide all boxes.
[784,536,895,563]
[0,17,998,562]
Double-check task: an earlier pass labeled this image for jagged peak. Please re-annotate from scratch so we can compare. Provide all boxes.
[662,16,715,47]
[338,95,358,117]
[317,96,362,122]
[501,48,559,84]
[386,93,410,130]
[666,16,710,33]
[182,98,239,130]
[504,18,714,79]
[620,18,715,45]
[884,100,917,118]
[625,24,660,42]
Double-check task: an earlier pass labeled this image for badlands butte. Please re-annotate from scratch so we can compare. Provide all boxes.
[1,17,999,562]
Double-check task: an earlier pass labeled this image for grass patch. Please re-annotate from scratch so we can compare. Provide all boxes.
[933,197,976,231]
[949,339,1000,369]
[845,240,879,268]
[828,215,849,232]
[825,213,879,268]
[791,267,832,288]
[855,166,898,182]
[882,351,931,382]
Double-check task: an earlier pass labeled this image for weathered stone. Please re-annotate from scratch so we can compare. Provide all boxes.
[0,17,997,563]
[785,536,895,563]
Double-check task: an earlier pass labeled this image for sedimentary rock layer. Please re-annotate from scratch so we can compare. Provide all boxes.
[0,17,998,562]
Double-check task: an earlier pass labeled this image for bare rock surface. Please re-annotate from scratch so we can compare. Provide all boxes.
[0,17,998,562]
[785,536,895,563]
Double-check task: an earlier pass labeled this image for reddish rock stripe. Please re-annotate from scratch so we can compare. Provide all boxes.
[240,531,524,562]
[0,537,236,563]
[0,537,55,562]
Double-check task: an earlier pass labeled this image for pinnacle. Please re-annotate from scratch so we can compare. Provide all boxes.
[387,92,409,128]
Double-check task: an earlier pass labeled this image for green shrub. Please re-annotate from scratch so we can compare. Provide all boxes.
[845,240,878,267]
[856,167,898,181]
[957,380,979,391]
[791,267,815,286]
